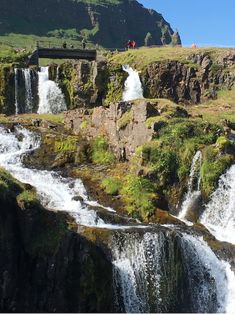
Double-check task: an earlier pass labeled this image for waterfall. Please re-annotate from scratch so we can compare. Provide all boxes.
[200,165,235,244]
[0,126,105,227]
[14,68,19,114]
[56,65,60,82]
[112,230,235,313]
[1,124,235,312]
[178,150,202,220]
[37,66,67,114]
[23,68,33,113]
[180,234,235,313]
[122,65,144,101]
[112,232,163,313]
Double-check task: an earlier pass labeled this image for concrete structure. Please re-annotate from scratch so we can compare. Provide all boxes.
[28,48,97,65]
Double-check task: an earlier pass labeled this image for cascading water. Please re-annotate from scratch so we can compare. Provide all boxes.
[0,126,235,312]
[23,68,33,112]
[122,65,144,101]
[112,232,163,313]
[178,150,202,220]
[112,230,235,313]
[200,165,235,244]
[0,126,108,227]
[180,234,235,313]
[56,65,60,82]
[37,66,67,114]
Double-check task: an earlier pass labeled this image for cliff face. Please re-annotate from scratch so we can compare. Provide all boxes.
[0,0,177,47]
[0,169,113,312]
[1,49,235,113]
[143,53,235,104]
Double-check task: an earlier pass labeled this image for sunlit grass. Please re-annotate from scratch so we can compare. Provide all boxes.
[0,113,64,124]
[188,88,235,123]
[108,46,235,70]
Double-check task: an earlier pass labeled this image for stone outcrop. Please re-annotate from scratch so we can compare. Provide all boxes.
[64,99,188,160]
[0,64,15,114]
[50,60,108,109]
[143,53,235,104]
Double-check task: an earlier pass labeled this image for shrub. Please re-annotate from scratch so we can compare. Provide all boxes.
[201,146,233,197]
[120,175,156,220]
[91,136,115,164]
[101,177,121,195]
[54,136,78,152]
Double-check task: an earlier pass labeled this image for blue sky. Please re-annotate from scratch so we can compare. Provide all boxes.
[138,0,235,47]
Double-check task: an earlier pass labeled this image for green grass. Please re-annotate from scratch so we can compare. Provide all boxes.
[0,167,23,200]
[201,146,234,197]
[120,174,156,219]
[0,113,64,124]
[117,110,133,129]
[0,33,96,51]
[55,136,78,152]
[101,177,121,195]
[189,88,235,124]
[108,46,235,70]
[91,136,115,164]
[0,43,29,63]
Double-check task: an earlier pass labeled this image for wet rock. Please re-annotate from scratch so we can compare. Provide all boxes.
[72,195,84,203]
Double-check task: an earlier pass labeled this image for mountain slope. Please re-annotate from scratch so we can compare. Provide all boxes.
[0,0,180,47]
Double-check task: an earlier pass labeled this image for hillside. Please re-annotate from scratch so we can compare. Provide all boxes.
[0,0,180,48]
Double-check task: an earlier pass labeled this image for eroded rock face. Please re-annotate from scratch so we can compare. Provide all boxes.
[50,60,108,109]
[143,55,235,104]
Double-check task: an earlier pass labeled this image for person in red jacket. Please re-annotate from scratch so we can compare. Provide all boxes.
[132,40,136,48]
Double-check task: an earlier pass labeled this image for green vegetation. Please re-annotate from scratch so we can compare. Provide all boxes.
[16,189,40,209]
[201,146,234,197]
[101,177,121,195]
[0,43,29,63]
[91,136,115,164]
[117,110,133,129]
[135,118,223,199]
[108,47,233,70]
[55,136,78,152]
[189,88,235,124]
[0,167,23,200]
[120,175,156,219]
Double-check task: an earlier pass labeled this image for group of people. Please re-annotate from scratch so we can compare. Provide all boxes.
[62,39,86,49]
[127,39,136,49]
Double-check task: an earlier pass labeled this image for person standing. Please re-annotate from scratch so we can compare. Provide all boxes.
[82,38,86,49]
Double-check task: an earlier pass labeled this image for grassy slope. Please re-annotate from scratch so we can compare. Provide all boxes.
[108,46,235,70]
[189,89,235,123]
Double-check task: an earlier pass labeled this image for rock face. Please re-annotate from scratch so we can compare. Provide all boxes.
[144,53,235,104]
[0,0,178,47]
[2,50,235,115]
[64,100,160,159]
[0,64,15,114]
[50,60,108,109]
[0,173,113,312]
